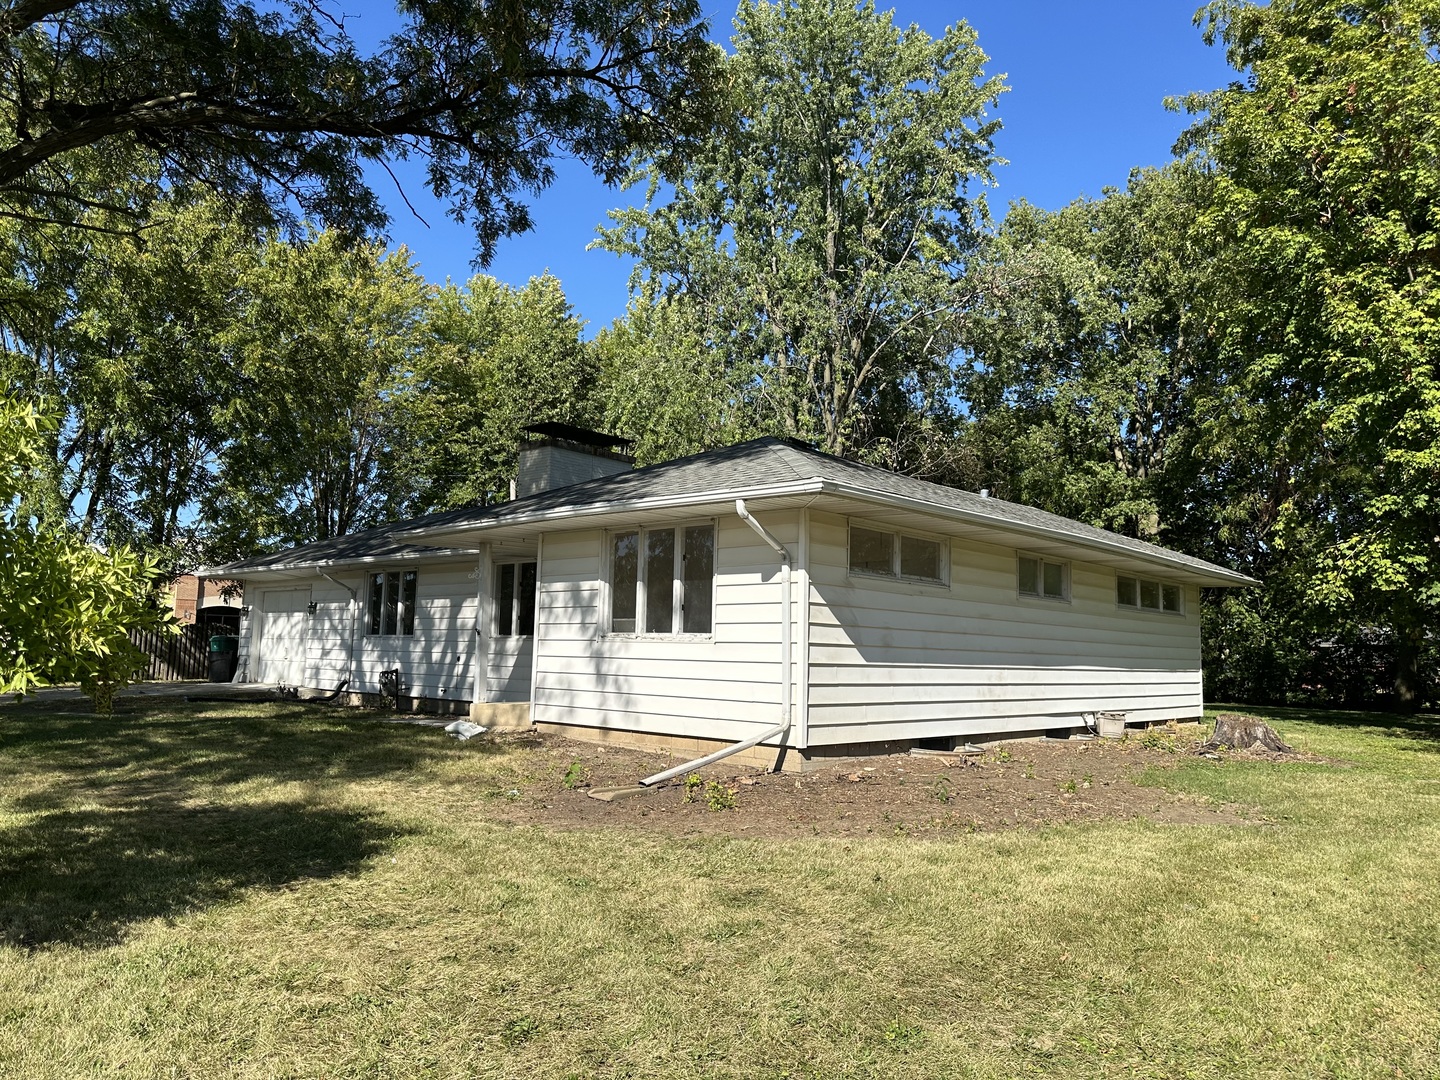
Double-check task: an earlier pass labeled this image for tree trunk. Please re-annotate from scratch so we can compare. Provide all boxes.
[1201,713,1294,753]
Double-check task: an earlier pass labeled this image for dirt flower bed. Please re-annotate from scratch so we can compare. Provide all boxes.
[488,729,1281,839]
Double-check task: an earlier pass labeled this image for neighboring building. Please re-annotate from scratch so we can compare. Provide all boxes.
[203,431,1256,769]
[169,574,244,631]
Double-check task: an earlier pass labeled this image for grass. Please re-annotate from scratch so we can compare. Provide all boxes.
[0,698,1437,1078]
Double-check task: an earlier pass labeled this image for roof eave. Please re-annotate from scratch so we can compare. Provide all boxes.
[820,480,1259,587]
[198,546,478,579]
[394,478,829,543]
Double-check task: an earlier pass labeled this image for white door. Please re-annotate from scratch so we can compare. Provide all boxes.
[257,587,310,685]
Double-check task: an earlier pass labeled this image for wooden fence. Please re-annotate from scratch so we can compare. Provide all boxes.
[129,623,209,681]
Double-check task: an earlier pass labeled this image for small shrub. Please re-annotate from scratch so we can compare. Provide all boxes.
[704,780,737,812]
[682,772,704,803]
[560,761,588,790]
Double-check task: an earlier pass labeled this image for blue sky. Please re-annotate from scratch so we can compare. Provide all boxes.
[356,2,1238,332]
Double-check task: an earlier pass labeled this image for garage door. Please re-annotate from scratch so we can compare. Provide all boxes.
[257,587,310,685]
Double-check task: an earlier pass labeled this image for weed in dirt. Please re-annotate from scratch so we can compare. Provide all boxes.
[561,761,589,790]
[993,748,1013,763]
[1139,729,1181,753]
[682,772,703,803]
[704,780,737,812]
[501,1015,541,1047]
[931,777,952,804]
[1060,779,1077,794]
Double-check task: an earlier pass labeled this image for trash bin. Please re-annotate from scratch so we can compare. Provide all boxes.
[209,635,239,682]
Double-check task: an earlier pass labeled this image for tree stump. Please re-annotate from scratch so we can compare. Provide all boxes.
[1200,713,1294,753]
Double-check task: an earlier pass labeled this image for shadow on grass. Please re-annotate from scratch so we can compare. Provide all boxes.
[0,698,513,801]
[0,796,403,949]
[1210,702,1440,749]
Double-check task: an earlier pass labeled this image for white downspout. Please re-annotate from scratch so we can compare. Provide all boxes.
[636,500,794,788]
[735,499,792,734]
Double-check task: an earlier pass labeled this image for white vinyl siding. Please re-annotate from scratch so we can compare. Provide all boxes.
[533,517,797,742]
[277,559,482,704]
[807,511,1203,744]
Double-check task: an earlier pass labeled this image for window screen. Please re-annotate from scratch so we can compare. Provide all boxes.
[401,571,418,636]
[517,562,538,635]
[368,572,384,635]
[383,571,400,634]
[645,528,676,634]
[496,563,516,637]
[850,526,894,575]
[900,535,942,581]
[1140,579,1161,610]
[610,531,638,633]
[1018,556,1040,596]
[1117,575,1139,607]
[1020,556,1066,600]
[682,525,715,634]
[1161,584,1183,613]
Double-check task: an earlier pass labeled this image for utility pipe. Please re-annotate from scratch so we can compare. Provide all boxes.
[636,501,794,787]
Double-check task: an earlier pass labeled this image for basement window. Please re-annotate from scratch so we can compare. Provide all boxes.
[495,562,537,637]
[1018,555,1068,602]
[848,523,947,585]
[1117,574,1184,614]
[367,570,418,636]
[609,523,715,635]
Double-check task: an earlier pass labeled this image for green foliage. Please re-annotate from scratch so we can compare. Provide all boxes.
[561,761,589,790]
[0,0,721,261]
[592,297,759,465]
[396,274,600,511]
[597,0,1004,457]
[0,396,174,710]
[681,772,704,803]
[961,163,1220,540]
[203,229,430,556]
[1181,0,1440,709]
[703,780,737,812]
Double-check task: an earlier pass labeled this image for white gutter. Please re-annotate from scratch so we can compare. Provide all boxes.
[636,499,795,787]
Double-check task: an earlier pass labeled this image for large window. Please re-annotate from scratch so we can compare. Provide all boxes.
[367,570,418,635]
[495,562,537,637]
[848,523,946,584]
[1117,574,1183,614]
[1018,555,1068,601]
[609,524,715,635]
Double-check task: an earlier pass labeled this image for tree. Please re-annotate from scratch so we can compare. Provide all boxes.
[1182,0,1440,710]
[202,230,430,557]
[597,0,1004,456]
[592,296,759,465]
[960,163,1221,540]
[0,395,173,712]
[1,196,255,570]
[0,0,720,260]
[396,273,599,511]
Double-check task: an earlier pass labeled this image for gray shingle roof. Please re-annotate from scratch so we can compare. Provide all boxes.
[208,519,471,575]
[211,437,1256,585]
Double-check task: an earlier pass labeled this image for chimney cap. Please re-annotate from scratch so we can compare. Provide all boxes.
[522,423,633,449]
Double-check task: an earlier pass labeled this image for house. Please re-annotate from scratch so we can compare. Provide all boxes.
[204,430,1256,770]
[167,574,244,633]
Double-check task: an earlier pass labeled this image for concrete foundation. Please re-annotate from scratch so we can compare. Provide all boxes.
[469,701,534,732]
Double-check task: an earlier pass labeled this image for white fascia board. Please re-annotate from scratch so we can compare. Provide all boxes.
[819,481,1260,587]
[394,479,828,541]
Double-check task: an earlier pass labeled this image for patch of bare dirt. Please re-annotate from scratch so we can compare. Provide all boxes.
[485,732,1278,839]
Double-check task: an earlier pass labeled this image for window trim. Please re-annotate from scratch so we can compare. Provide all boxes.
[846,519,950,587]
[1016,553,1070,604]
[365,568,419,637]
[604,521,717,639]
[1116,573,1185,616]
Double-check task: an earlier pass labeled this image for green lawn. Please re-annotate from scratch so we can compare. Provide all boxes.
[1,698,1436,1079]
